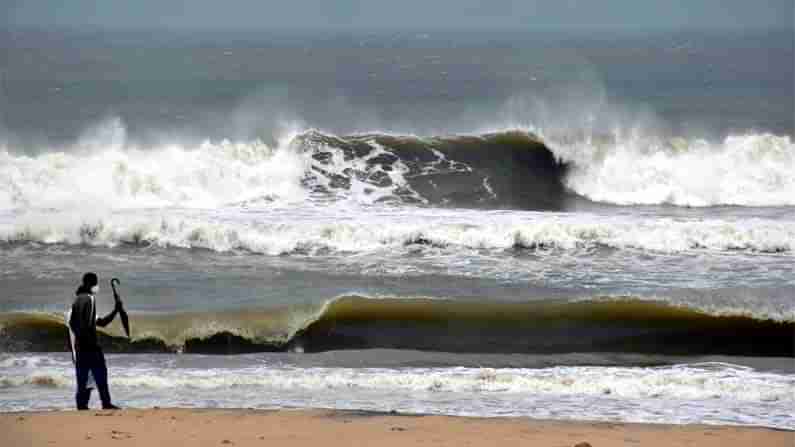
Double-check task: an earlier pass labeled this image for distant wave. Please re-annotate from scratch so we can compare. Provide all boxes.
[1,296,792,356]
[3,211,792,254]
[1,125,793,210]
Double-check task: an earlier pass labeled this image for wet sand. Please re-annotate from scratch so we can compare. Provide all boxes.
[1,408,791,447]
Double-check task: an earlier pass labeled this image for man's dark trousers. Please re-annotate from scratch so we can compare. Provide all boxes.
[75,349,111,409]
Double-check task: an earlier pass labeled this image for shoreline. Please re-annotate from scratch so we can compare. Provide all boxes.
[2,408,791,447]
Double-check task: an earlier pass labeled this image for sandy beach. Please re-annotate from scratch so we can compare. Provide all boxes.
[1,408,791,447]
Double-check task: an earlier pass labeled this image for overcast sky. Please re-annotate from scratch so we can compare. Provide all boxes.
[3,0,793,31]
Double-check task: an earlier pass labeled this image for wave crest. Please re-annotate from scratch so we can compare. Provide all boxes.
[4,120,791,210]
[1,296,792,356]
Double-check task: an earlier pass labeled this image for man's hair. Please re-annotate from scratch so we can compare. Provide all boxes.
[82,272,98,287]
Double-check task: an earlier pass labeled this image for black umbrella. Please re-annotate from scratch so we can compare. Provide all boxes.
[110,278,130,338]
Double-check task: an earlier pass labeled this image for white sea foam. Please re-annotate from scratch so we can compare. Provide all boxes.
[2,208,792,254]
[112,365,795,404]
[301,136,426,204]
[0,136,308,210]
[549,132,795,207]
[0,121,426,210]
[6,364,792,402]
[0,354,69,369]
[1,357,793,428]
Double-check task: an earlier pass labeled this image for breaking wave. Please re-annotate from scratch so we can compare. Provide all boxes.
[2,210,792,254]
[551,131,795,207]
[1,121,792,210]
[1,296,792,356]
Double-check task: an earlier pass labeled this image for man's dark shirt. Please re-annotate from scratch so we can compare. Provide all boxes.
[69,293,116,352]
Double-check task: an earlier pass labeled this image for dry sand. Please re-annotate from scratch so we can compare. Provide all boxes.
[1,408,791,447]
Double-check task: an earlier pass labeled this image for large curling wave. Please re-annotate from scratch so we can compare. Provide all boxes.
[1,121,792,211]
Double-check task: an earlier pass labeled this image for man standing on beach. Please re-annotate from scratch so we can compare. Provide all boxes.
[68,272,121,410]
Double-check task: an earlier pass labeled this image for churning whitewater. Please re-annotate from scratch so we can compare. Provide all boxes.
[2,123,794,211]
[2,353,793,428]
[2,124,794,263]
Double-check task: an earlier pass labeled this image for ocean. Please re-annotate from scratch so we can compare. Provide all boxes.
[0,27,793,428]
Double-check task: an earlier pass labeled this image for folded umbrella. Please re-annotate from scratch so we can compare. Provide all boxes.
[110,278,130,338]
